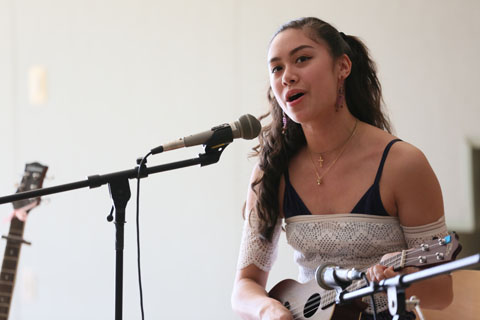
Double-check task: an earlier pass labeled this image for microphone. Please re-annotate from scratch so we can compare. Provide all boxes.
[315,264,364,290]
[150,114,261,154]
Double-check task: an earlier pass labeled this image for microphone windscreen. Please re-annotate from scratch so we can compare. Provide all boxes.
[238,114,261,140]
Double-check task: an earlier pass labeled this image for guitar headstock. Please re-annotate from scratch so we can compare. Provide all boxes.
[13,162,48,211]
[402,233,462,269]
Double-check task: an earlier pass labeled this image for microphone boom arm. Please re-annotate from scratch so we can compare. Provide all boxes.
[0,141,232,320]
[0,142,230,205]
[336,254,480,319]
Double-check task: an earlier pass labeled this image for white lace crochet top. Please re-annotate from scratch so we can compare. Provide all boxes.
[237,212,448,313]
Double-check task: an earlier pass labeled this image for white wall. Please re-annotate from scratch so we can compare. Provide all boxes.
[0,0,479,319]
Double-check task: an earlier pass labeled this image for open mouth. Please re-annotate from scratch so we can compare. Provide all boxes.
[287,92,304,102]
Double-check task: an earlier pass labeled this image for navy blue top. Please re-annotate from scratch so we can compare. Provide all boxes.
[283,139,402,218]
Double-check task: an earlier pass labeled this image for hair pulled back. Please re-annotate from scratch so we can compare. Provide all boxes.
[251,17,391,242]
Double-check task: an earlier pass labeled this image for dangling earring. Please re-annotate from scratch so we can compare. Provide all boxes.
[282,111,288,135]
[335,80,345,112]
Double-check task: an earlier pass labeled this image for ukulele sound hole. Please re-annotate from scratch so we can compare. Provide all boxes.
[284,301,291,310]
[304,293,321,318]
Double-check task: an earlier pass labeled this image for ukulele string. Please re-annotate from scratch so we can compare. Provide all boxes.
[357,241,449,273]
[384,242,448,270]
[280,294,320,318]
[282,295,328,319]
[282,240,450,318]
[328,242,451,303]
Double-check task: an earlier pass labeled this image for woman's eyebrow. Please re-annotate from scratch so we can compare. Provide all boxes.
[268,45,314,64]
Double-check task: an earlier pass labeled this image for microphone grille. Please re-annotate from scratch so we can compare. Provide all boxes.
[238,114,261,140]
[315,263,336,291]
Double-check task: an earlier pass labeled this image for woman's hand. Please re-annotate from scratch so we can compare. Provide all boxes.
[366,252,419,282]
[259,299,293,320]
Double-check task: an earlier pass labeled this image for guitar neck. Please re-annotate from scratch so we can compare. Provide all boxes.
[269,233,460,318]
[0,162,48,320]
[0,218,27,319]
[319,234,459,309]
[343,256,400,294]
[319,255,402,309]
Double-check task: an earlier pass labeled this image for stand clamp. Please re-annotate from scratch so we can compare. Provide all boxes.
[383,275,409,319]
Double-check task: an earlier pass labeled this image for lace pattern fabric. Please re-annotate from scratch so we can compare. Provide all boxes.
[236,211,282,271]
[236,212,448,314]
[401,216,448,248]
[285,214,408,282]
[286,214,448,314]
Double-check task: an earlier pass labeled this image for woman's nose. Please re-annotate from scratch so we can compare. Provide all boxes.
[282,67,298,86]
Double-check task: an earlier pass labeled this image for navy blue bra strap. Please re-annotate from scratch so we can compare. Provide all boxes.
[374,139,402,185]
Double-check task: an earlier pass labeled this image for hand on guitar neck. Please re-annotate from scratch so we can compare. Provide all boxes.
[366,251,454,310]
[366,252,419,283]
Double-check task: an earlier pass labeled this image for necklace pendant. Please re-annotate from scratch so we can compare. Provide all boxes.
[316,177,322,185]
[318,155,324,168]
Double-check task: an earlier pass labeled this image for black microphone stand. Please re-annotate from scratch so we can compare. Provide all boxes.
[333,254,480,320]
[0,128,233,320]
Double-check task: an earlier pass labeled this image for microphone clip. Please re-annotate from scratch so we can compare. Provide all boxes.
[199,125,232,167]
[204,124,234,150]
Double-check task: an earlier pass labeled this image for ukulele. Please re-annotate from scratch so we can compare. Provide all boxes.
[268,233,461,320]
[0,162,48,320]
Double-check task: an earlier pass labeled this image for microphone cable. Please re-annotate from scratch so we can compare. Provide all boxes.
[362,273,378,320]
[136,151,151,320]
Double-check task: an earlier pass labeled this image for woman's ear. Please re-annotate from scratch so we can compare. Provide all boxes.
[337,54,352,79]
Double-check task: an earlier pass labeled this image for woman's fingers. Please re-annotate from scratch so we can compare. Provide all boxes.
[367,265,399,282]
[383,266,397,278]
[366,252,422,283]
[367,265,386,282]
[367,265,420,283]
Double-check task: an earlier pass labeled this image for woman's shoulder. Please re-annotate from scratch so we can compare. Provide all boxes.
[360,124,439,188]
[385,138,430,174]
[360,123,426,163]
[359,123,431,181]
[373,133,443,226]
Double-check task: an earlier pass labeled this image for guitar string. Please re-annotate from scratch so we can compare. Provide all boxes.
[278,242,452,318]
[286,247,448,317]
[284,250,446,320]
[372,240,449,271]
[286,240,453,316]
[377,241,449,270]
[288,299,331,319]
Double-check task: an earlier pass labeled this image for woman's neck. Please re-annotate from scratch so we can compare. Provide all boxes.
[301,110,358,154]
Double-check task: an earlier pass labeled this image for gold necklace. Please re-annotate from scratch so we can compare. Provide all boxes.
[309,122,356,168]
[311,146,339,168]
[308,120,358,186]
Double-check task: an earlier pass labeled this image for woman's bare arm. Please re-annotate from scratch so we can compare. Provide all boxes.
[368,142,453,309]
[231,164,292,319]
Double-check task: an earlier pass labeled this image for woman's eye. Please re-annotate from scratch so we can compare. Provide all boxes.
[271,66,282,74]
[296,56,311,63]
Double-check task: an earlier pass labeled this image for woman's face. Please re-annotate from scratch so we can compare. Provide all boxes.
[268,28,342,124]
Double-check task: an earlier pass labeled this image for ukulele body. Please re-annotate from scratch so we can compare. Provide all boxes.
[269,278,366,320]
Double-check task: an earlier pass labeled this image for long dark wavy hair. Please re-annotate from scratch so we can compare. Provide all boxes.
[249,17,392,242]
